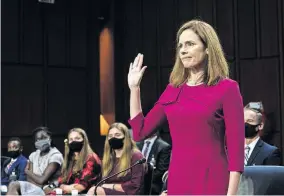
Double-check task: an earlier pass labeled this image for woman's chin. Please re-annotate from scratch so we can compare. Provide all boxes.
[183,64,195,69]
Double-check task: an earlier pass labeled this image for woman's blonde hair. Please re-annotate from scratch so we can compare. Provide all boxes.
[170,19,229,87]
[102,122,138,177]
[61,128,94,182]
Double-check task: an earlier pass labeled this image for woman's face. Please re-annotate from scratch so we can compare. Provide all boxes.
[68,131,84,144]
[108,128,124,140]
[178,29,207,69]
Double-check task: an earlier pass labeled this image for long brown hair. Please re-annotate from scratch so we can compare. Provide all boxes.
[61,128,94,182]
[170,19,229,87]
[102,123,138,177]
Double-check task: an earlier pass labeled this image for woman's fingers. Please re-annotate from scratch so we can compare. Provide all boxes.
[137,54,144,69]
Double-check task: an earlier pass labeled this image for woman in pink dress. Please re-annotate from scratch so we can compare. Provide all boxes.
[128,20,244,195]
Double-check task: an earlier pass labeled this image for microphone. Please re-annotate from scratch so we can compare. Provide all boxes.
[94,157,146,195]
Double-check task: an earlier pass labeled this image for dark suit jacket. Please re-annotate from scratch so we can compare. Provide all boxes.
[246,139,281,166]
[1,154,28,185]
[137,137,171,195]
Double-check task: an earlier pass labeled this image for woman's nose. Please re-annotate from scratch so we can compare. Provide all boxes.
[180,46,188,55]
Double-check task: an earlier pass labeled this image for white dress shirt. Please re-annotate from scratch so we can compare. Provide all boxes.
[245,137,260,162]
[142,135,157,160]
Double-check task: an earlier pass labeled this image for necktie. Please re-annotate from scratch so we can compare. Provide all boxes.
[244,146,250,165]
[143,141,151,159]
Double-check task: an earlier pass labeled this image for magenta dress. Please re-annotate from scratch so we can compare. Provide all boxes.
[129,79,244,195]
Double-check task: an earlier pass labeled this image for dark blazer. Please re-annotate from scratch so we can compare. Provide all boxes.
[1,154,28,185]
[137,137,171,195]
[246,139,281,166]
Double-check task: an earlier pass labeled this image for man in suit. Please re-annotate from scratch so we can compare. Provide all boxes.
[1,137,28,186]
[244,102,281,166]
[137,133,171,195]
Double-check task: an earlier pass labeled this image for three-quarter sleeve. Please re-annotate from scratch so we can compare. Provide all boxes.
[128,84,182,142]
[120,152,146,195]
[223,81,245,172]
[128,104,166,142]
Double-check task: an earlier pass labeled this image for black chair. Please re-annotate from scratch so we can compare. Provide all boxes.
[238,166,284,195]
[143,162,154,195]
[1,156,11,171]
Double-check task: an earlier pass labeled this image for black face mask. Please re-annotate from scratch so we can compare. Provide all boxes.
[7,150,21,159]
[108,137,124,150]
[69,141,84,152]
[245,123,259,138]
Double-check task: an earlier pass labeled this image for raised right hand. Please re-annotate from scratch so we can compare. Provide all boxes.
[128,53,147,89]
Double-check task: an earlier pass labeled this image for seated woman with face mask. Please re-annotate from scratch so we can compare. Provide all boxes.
[48,128,102,195]
[6,127,64,196]
[87,123,146,195]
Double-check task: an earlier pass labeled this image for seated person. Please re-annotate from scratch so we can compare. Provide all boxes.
[136,132,171,195]
[6,127,63,195]
[244,102,281,166]
[87,123,146,195]
[1,137,28,186]
[48,128,102,195]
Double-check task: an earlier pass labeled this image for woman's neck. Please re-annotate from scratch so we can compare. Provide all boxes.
[40,147,51,156]
[188,68,205,85]
[114,149,123,158]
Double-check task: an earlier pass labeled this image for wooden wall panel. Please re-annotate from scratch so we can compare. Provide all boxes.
[228,61,236,80]
[122,0,143,119]
[22,0,43,65]
[70,0,87,67]
[238,0,256,59]
[1,66,44,136]
[1,0,20,63]
[259,0,279,57]
[142,0,158,67]
[158,0,176,66]
[161,67,172,90]
[177,0,195,27]
[47,68,87,135]
[216,0,234,59]
[45,0,67,66]
[1,0,101,156]
[240,58,281,147]
[196,0,214,25]
[140,67,159,108]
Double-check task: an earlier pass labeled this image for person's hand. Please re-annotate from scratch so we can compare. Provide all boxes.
[87,186,96,195]
[87,186,105,195]
[24,161,30,174]
[60,184,73,193]
[128,53,147,89]
[160,191,167,196]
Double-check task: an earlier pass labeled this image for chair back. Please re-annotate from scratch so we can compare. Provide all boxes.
[143,162,154,195]
[238,166,284,195]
